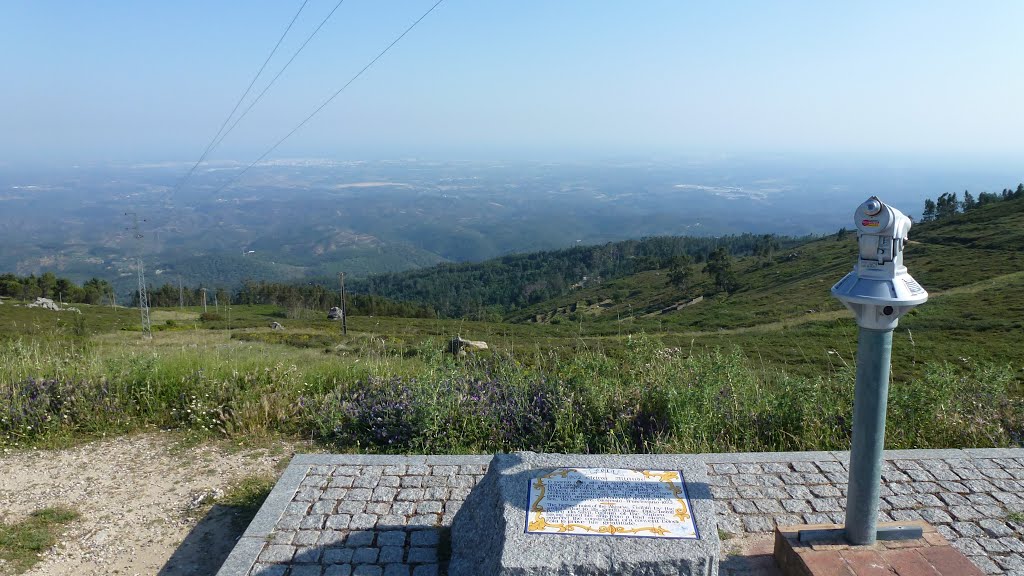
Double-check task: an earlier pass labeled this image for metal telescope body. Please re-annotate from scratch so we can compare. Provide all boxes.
[831,197,928,545]
[832,197,928,329]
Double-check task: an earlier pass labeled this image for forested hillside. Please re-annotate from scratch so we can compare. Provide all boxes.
[340,233,803,318]
[914,184,1024,250]
[508,190,1024,332]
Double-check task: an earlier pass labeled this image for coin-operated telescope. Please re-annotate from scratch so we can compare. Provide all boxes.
[831,197,928,546]
[831,197,928,330]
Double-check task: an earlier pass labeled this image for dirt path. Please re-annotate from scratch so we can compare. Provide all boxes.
[0,433,300,576]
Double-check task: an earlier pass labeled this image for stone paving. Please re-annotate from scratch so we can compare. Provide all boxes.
[707,449,1024,576]
[215,448,1024,576]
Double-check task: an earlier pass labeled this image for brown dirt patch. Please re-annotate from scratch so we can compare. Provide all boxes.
[0,433,300,576]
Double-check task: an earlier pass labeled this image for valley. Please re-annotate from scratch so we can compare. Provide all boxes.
[2,192,1021,456]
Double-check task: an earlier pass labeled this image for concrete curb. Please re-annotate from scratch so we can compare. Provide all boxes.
[215,458,311,576]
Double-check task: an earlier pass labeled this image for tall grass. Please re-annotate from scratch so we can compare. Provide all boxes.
[1,334,1019,453]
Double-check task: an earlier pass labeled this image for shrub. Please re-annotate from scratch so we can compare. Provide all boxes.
[315,377,420,450]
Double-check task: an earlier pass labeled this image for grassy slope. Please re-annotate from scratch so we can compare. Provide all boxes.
[497,195,1024,378]
[3,196,1022,374]
[511,202,1024,331]
[0,195,1020,453]
[912,194,1024,251]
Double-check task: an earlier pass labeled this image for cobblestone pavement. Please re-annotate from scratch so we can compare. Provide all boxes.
[707,450,1024,576]
[216,449,1024,576]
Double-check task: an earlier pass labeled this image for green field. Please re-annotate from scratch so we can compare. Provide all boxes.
[1,196,1021,454]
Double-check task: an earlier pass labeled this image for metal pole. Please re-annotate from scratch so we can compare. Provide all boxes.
[126,212,151,339]
[340,272,347,336]
[844,327,893,545]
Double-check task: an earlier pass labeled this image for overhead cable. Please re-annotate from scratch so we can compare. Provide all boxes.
[208,0,349,156]
[172,0,310,195]
[211,0,446,196]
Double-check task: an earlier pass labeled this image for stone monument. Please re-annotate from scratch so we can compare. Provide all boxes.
[450,452,719,575]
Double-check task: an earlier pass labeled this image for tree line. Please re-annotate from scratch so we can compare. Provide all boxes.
[134,280,435,319]
[921,184,1024,222]
[0,273,115,305]
[341,233,799,318]
[133,284,230,309]
[0,232,797,320]
[0,272,434,320]
[233,281,436,319]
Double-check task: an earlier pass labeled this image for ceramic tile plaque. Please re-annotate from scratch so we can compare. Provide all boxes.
[525,467,698,539]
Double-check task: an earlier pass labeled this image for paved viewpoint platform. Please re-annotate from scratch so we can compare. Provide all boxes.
[215,448,1024,576]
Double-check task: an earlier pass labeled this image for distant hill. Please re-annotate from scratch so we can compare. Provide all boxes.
[313,192,1023,324]
[344,234,807,318]
[507,192,1024,331]
[913,191,1024,251]
[9,159,1010,288]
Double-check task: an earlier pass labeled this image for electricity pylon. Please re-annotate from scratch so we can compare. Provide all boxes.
[125,212,152,339]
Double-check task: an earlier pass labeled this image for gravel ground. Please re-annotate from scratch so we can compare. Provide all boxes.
[0,433,299,576]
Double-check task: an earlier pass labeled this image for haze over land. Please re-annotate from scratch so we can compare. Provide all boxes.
[3,157,1021,293]
[1,1,1021,290]
[2,5,1024,573]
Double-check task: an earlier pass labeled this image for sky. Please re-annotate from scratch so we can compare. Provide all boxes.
[2,1,1023,165]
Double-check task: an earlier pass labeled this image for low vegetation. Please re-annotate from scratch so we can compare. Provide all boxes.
[0,324,1019,454]
[218,475,278,530]
[0,507,79,575]
[0,194,1021,455]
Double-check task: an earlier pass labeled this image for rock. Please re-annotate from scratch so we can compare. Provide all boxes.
[27,297,60,311]
[448,337,489,356]
[327,306,342,320]
[269,322,284,330]
[185,488,224,513]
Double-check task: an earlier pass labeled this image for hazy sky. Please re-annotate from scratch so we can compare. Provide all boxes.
[3,1,1023,164]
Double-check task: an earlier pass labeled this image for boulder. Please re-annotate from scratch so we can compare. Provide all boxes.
[327,307,342,320]
[269,321,285,330]
[27,297,60,311]
[448,336,489,356]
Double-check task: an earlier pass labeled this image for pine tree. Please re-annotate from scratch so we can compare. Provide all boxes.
[922,198,936,222]
[935,192,959,219]
[705,247,738,294]
[666,254,692,290]
[962,191,976,211]
[754,234,780,264]
[978,192,998,206]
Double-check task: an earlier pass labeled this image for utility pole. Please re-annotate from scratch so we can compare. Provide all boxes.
[369,276,376,316]
[178,276,184,310]
[201,288,207,312]
[338,272,347,336]
[125,212,152,339]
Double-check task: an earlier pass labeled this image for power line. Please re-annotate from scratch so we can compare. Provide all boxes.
[172,0,310,195]
[211,0,446,196]
[208,0,349,156]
